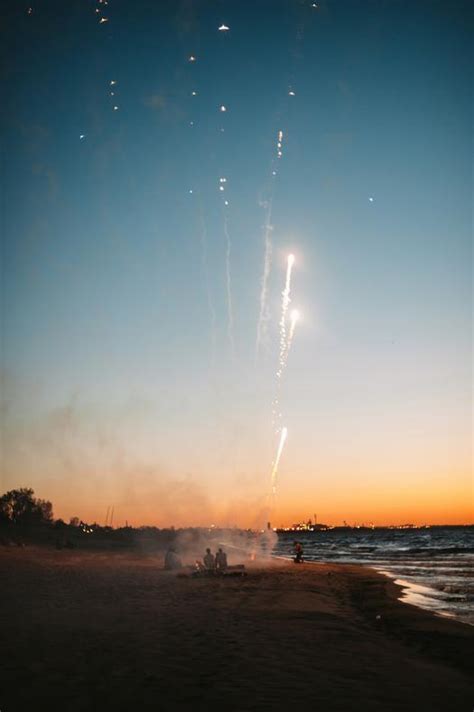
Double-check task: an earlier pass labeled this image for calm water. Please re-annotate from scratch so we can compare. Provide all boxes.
[274,526,474,625]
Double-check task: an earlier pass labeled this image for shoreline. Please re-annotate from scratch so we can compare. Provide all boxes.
[2,547,473,711]
[274,552,474,628]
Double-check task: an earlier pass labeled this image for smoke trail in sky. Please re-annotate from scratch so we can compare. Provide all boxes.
[223,208,235,359]
[270,426,288,496]
[198,201,217,366]
[255,197,273,361]
[255,129,286,361]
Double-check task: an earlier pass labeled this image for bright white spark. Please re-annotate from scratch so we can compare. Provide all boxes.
[113,105,118,111]
[191,91,197,96]
[218,24,230,31]
[99,17,108,24]
[220,105,227,112]
[79,134,85,140]
[110,80,117,86]
[189,55,196,62]
[288,90,295,96]
[369,196,374,202]
[270,427,288,495]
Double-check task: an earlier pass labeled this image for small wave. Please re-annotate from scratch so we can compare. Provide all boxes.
[400,546,474,556]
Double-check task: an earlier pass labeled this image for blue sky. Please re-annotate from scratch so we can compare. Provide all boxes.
[1,0,472,526]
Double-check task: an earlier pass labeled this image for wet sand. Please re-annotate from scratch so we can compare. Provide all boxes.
[1,547,473,711]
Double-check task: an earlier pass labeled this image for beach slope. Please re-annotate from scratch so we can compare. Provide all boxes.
[1,549,473,711]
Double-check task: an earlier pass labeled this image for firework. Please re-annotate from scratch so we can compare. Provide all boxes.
[277,254,294,378]
[270,427,288,495]
[287,309,300,352]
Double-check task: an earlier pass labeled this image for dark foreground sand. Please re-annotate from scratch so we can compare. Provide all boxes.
[1,548,473,712]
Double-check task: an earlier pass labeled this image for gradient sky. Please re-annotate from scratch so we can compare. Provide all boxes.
[1,0,472,527]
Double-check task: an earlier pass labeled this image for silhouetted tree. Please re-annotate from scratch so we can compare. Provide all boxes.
[0,488,53,526]
[69,516,80,527]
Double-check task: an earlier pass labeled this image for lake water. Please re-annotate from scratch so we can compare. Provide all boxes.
[274,526,474,625]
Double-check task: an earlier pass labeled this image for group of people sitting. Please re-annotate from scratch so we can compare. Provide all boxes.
[164,545,228,573]
[199,547,228,573]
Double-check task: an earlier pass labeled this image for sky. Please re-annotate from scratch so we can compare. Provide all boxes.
[1,0,472,527]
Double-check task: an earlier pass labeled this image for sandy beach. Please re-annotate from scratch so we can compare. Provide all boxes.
[1,547,473,712]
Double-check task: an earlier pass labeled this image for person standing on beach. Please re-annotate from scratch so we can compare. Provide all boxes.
[216,547,228,572]
[203,548,215,570]
[293,541,303,563]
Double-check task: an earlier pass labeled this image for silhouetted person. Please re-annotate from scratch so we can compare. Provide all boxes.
[216,547,228,572]
[293,541,303,563]
[203,548,215,570]
[164,547,182,570]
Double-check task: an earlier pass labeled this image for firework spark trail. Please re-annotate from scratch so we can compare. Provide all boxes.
[223,208,235,359]
[287,308,300,355]
[271,426,288,496]
[198,201,217,366]
[271,255,295,432]
[277,253,294,379]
